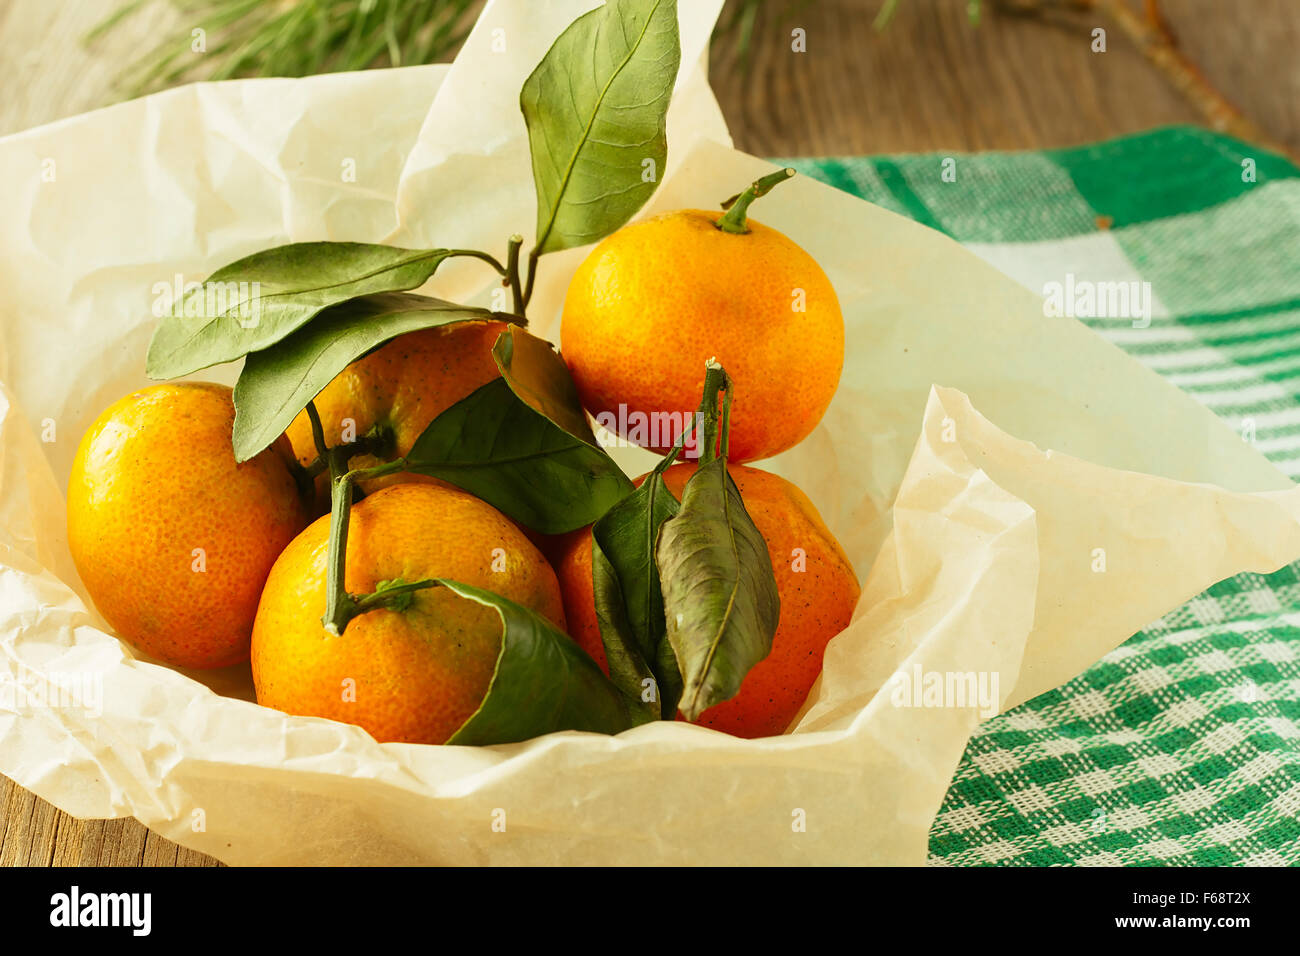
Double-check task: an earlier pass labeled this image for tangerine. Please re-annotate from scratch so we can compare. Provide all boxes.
[251,481,566,745]
[66,383,308,668]
[561,208,843,463]
[284,320,509,500]
[554,462,859,737]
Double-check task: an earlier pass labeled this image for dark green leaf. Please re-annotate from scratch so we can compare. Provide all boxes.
[442,579,634,745]
[521,0,680,255]
[655,458,780,721]
[406,377,633,534]
[231,291,497,461]
[147,242,462,379]
[592,467,682,718]
[591,540,658,720]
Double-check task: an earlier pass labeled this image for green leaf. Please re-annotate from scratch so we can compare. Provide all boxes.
[442,579,634,745]
[590,541,658,717]
[592,467,683,718]
[521,0,681,256]
[231,291,498,462]
[655,458,780,721]
[146,243,464,379]
[492,326,598,445]
[405,377,633,535]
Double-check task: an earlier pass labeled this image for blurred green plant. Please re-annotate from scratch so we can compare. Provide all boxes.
[86,0,1294,164]
[718,0,814,64]
[873,0,981,30]
[87,0,808,97]
[86,0,481,96]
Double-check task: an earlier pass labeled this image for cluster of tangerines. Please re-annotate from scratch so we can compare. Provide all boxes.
[66,186,859,744]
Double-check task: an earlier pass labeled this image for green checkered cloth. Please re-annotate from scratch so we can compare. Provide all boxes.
[787,127,1300,867]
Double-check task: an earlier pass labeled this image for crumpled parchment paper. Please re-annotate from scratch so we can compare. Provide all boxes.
[1,0,1296,865]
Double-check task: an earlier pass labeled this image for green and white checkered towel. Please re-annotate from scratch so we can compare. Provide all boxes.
[787,127,1300,866]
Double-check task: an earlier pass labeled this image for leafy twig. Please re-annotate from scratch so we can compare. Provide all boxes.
[85,0,481,99]
[880,0,1296,164]
[1086,0,1298,164]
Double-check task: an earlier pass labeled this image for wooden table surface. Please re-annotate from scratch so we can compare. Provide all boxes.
[3,0,1297,867]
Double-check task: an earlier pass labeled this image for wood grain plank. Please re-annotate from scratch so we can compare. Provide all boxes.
[2,772,222,867]
[21,790,61,866]
[106,815,149,867]
[141,827,181,867]
[49,813,90,866]
[0,0,183,138]
[0,774,40,867]
[710,0,1197,155]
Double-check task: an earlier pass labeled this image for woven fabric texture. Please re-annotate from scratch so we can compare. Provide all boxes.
[787,127,1300,866]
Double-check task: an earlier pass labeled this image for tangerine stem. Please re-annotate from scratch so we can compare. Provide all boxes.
[719,378,733,461]
[716,167,795,234]
[321,457,410,635]
[301,423,395,480]
[322,471,357,636]
[505,234,524,315]
[306,399,352,486]
[654,411,698,473]
[446,248,508,277]
[305,399,328,459]
[351,578,439,614]
[521,248,541,310]
[693,360,730,466]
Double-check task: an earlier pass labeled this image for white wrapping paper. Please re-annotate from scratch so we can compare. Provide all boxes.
[1,0,1296,865]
